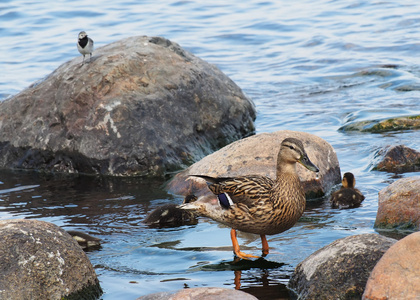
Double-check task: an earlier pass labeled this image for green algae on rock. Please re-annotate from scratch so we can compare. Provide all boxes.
[340,115,420,133]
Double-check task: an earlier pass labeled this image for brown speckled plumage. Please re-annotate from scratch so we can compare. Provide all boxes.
[181,138,319,258]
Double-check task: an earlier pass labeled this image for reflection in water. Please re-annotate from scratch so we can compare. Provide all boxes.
[191,257,290,299]
[0,169,172,234]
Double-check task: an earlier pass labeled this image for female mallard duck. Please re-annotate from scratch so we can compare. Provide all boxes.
[330,172,365,209]
[143,195,198,227]
[180,137,319,259]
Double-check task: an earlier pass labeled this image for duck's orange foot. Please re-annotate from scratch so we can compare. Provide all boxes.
[233,250,260,260]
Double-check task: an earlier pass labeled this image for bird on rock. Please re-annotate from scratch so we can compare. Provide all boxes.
[77,31,94,64]
[180,137,319,260]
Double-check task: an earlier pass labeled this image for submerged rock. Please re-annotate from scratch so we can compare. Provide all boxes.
[363,232,420,300]
[374,176,420,230]
[137,287,257,300]
[339,114,420,133]
[0,219,102,299]
[166,130,341,199]
[374,144,420,173]
[0,36,255,177]
[288,234,396,300]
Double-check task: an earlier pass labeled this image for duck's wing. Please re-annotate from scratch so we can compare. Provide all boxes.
[191,175,274,208]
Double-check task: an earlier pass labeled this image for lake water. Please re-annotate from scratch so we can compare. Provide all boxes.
[1,0,420,299]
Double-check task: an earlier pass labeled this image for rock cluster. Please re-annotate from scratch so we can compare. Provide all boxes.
[0,36,255,177]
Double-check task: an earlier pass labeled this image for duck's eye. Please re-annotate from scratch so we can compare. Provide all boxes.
[288,145,295,150]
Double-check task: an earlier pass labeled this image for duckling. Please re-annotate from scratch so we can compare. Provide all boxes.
[143,195,198,227]
[180,137,319,260]
[330,172,365,209]
[67,230,101,250]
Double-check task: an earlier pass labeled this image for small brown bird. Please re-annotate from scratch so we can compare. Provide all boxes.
[180,138,319,260]
[143,195,198,227]
[330,172,365,209]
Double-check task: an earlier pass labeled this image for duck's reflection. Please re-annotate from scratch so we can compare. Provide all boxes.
[234,269,291,299]
[196,257,292,299]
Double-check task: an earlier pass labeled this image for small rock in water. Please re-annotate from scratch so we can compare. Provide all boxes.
[374,176,420,230]
[288,234,396,300]
[136,287,257,300]
[374,144,420,173]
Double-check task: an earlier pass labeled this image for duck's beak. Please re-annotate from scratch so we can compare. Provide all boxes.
[299,153,319,172]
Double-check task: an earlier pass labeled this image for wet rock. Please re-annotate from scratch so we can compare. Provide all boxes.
[362,232,420,300]
[339,114,420,133]
[374,176,420,230]
[166,130,341,199]
[374,145,420,173]
[288,234,396,300]
[137,287,257,300]
[0,36,255,177]
[0,219,102,299]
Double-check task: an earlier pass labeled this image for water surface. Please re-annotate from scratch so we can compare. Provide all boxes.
[1,0,420,299]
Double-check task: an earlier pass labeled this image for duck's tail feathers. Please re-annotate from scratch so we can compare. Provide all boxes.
[189,174,234,184]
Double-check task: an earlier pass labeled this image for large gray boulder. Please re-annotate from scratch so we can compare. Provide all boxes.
[167,130,341,199]
[0,36,255,177]
[0,219,102,299]
[288,234,396,300]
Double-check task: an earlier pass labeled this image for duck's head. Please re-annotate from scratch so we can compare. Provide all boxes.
[278,138,319,173]
[342,172,355,188]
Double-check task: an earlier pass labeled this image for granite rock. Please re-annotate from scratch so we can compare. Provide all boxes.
[137,287,257,300]
[374,176,420,230]
[0,219,102,299]
[0,36,255,177]
[166,130,341,199]
[363,232,420,300]
[288,234,396,300]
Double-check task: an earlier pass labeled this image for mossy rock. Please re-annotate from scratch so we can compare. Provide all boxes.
[340,115,420,133]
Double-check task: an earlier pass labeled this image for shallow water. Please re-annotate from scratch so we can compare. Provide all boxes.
[1,0,420,299]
